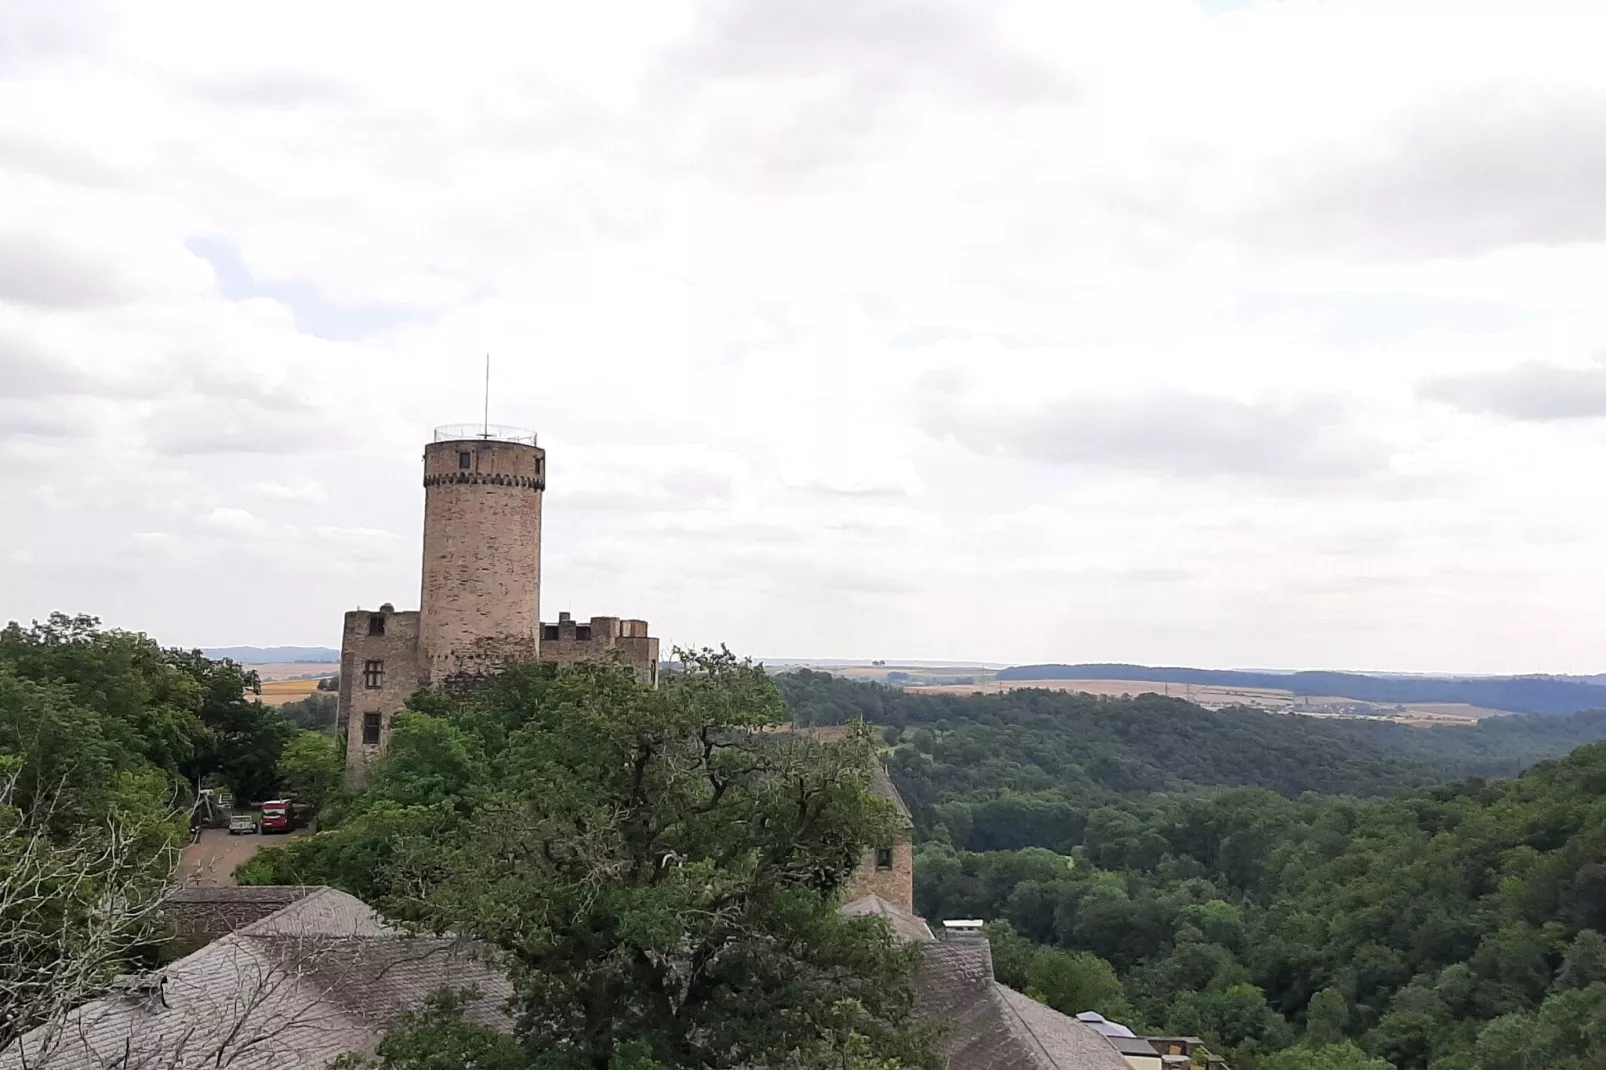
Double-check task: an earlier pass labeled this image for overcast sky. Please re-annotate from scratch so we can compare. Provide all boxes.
[5,0,1606,672]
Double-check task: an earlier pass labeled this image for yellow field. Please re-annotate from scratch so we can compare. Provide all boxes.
[258,678,323,706]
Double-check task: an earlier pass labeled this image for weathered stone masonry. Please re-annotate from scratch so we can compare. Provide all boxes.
[338,426,659,782]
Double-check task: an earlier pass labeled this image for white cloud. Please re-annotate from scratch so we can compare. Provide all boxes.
[251,478,329,504]
[5,0,1606,669]
[205,507,266,534]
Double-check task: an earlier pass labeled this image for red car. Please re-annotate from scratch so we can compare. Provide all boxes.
[259,799,297,834]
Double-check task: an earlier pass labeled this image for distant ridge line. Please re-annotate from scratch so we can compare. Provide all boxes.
[996,663,1606,717]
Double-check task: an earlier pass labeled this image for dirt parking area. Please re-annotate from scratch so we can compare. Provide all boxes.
[177,827,309,887]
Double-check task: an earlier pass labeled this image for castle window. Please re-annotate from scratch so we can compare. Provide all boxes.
[575,625,592,641]
[363,660,384,689]
[362,712,381,745]
[875,847,894,871]
[458,451,472,470]
[542,625,559,641]
[368,615,385,636]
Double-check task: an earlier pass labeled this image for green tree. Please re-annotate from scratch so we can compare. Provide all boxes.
[278,731,344,815]
[171,649,293,803]
[279,692,338,732]
[1025,947,1138,1026]
[364,652,941,1070]
[1306,988,1351,1046]
[1260,1043,1393,1070]
[1557,930,1606,991]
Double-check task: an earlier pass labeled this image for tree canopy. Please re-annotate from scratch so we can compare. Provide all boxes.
[915,743,1606,1068]
[247,653,941,1070]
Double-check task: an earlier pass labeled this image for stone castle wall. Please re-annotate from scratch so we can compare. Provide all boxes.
[338,608,422,779]
[540,613,660,685]
[845,840,915,913]
[419,438,545,685]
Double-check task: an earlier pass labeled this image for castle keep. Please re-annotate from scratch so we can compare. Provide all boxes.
[338,425,659,778]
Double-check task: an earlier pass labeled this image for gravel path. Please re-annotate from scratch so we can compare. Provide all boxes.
[177,827,309,887]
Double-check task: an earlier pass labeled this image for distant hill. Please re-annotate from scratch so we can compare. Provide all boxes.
[995,663,1606,716]
[202,646,340,664]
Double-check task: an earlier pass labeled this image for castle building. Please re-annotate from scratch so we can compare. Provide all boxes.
[338,425,659,779]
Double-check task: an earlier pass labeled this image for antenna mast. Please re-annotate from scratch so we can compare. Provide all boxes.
[482,353,490,439]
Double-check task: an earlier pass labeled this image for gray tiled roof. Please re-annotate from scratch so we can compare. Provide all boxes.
[168,886,318,905]
[860,905,1134,1070]
[5,888,510,1070]
[994,987,1140,1069]
[841,894,936,943]
[16,886,1131,1070]
[869,766,914,825]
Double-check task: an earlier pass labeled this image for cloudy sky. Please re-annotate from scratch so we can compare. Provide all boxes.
[5,0,1606,672]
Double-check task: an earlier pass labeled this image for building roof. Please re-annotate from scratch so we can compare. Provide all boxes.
[840,895,1134,1070]
[5,888,510,1070]
[23,886,1134,1070]
[869,766,914,826]
[1106,1035,1164,1057]
[915,940,1131,1070]
[841,893,936,943]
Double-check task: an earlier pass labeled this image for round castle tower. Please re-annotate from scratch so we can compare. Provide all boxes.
[419,425,545,687]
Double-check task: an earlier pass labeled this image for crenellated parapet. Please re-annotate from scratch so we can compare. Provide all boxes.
[422,472,544,490]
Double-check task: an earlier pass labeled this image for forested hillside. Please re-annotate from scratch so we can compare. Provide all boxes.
[916,745,1606,1069]
[993,663,1606,716]
[774,670,1606,852]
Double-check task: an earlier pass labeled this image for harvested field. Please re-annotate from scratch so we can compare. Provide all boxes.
[912,678,1292,708]
[258,678,323,706]
[250,662,338,682]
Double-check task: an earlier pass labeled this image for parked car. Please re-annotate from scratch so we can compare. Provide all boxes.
[259,799,299,834]
[228,814,258,835]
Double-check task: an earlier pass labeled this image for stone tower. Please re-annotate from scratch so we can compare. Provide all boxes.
[339,423,656,784]
[419,426,545,687]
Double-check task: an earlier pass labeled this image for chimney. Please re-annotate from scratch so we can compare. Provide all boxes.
[942,919,986,940]
[559,611,572,623]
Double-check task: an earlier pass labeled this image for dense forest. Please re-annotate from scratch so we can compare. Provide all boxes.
[774,670,1606,1068]
[775,670,1606,853]
[916,747,1606,1069]
[993,663,1606,716]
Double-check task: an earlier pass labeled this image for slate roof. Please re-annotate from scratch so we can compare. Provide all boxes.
[20,886,1133,1070]
[869,766,913,826]
[841,893,936,943]
[842,895,1136,1070]
[4,888,511,1070]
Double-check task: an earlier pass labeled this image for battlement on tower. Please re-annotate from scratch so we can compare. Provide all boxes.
[540,612,660,685]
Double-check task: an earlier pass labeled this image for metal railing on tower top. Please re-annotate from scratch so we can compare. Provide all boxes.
[433,424,538,446]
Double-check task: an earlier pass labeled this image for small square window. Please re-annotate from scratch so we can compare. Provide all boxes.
[458,451,472,470]
[362,712,381,745]
[363,660,384,689]
[368,615,385,636]
[875,847,894,871]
